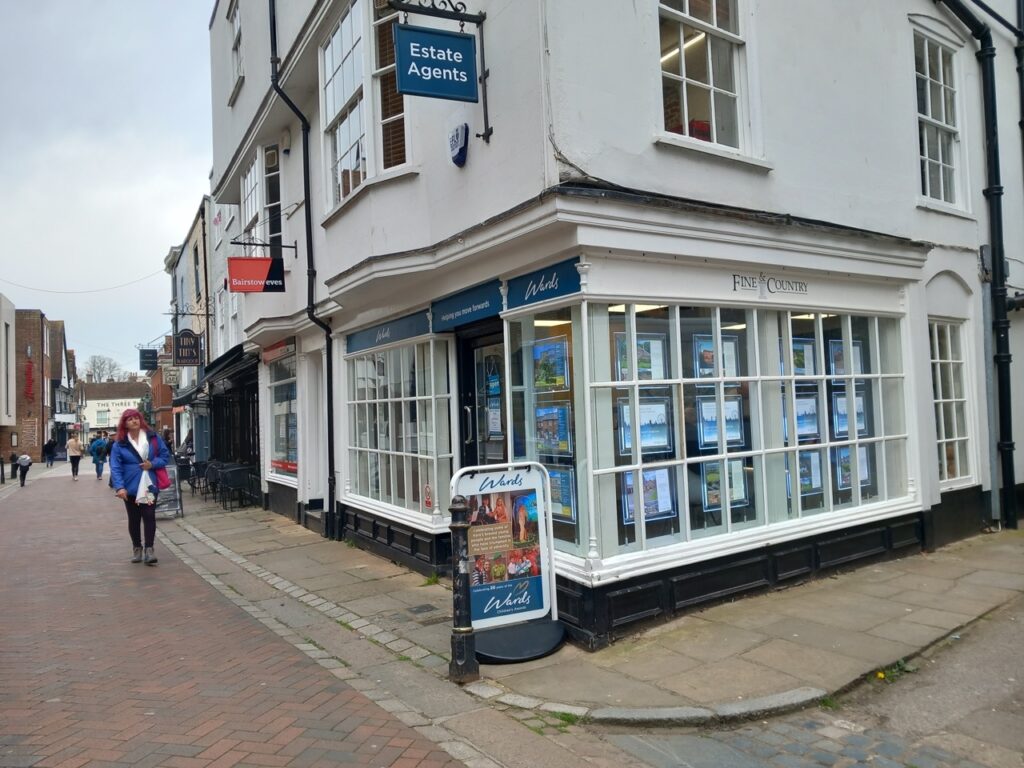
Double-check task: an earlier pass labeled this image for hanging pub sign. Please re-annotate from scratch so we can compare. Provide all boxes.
[227,257,286,293]
[173,330,202,367]
[393,24,479,102]
[139,348,158,371]
[451,463,556,630]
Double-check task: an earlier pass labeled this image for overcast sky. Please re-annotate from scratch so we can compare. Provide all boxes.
[0,0,212,375]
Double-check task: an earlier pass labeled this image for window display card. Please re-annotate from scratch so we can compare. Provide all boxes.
[832,391,867,438]
[792,337,816,376]
[617,397,673,456]
[795,394,819,440]
[697,395,745,450]
[532,335,570,392]
[829,339,865,375]
[702,459,748,512]
[615,332,668,381]
[836,445,871,490]
[621,467,677,525]
[798,450,823,496]
[692,334,739,379]
[535,402,572,456]
[546,466,577,524]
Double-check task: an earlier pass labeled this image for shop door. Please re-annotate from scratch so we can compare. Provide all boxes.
[457,323,507,469]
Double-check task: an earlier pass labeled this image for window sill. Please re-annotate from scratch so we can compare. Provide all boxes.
[654,132,773,172]
[320,164,421,227]
[938,477,978,494]
[268,473,297,488]
[227,75,244,107]
[916,198,974,221]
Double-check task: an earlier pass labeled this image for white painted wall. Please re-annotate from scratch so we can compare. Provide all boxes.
[0,294,15,427]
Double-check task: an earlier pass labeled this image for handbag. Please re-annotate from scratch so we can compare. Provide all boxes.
[150,436,171,490]
[154,466,171,490]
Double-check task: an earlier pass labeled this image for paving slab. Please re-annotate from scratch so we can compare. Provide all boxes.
[493,658,688,707]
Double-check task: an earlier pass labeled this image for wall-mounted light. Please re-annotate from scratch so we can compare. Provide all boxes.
[281,128,292,156]
[25,344,32,359]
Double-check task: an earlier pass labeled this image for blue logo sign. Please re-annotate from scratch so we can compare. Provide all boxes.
[431,280,502,331]
[346,311,430,354]
[470,577,544,621]
[507,258,581,309]
[394,25,478,103]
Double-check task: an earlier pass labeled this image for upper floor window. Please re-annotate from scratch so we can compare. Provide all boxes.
[659,0,742,149]
[193,245,201,299]
[230,1,243,84]
[321,1,406,209]
[915,31,958,204]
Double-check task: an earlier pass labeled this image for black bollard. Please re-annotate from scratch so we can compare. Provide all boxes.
[448,494,479,683]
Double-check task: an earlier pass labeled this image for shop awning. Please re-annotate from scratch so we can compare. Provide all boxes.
[172,383,201,407]
[204,343,258,388]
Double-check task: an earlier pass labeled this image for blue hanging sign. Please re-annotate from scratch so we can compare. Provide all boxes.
[393,24,479,103]
[506,258,581,310]
[346,311,430,354]
[431,280,502,332]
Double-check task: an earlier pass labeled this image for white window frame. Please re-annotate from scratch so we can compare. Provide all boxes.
[240,156,260,251]
[228,0,244,104]
[658,0,746,151]
[911,19,967,211]
[929,318,973,488]
[319,1,408,213]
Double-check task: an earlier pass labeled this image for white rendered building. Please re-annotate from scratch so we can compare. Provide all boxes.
[208,0,1024,645]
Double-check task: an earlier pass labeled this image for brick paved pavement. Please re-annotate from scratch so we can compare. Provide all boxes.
[0,472,462,768]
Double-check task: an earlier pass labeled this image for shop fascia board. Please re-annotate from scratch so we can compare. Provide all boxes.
[552,496,923,588]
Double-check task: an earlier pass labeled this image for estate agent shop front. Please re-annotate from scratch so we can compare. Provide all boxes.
[333,223,937,646]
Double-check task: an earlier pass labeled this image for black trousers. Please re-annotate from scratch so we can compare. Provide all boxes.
[123,497,156,548]
[18,465,29,486]
[69,456,81,476]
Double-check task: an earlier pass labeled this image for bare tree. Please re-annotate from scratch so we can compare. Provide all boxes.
[83,355,127,382]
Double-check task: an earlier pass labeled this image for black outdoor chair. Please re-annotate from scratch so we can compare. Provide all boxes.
[188,461,209,496]
[217,465,251,511]
[199,461,224,502]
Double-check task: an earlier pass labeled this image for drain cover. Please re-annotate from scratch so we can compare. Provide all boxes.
[407,604,437,614]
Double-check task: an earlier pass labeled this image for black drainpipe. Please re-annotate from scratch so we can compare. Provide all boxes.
[936,0,1017,528]
[269,0,337,536]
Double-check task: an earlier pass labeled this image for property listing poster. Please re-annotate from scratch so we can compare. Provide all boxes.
[453,467,552,630]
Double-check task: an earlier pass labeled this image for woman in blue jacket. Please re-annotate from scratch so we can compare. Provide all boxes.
[109,408,170,566]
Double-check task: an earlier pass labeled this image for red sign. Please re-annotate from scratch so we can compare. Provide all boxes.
[24,359,34,400]
[271,459,297,473]
[262,337,296,364]
[227,257,286,293]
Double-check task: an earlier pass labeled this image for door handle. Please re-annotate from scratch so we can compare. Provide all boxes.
[463,405,474,445]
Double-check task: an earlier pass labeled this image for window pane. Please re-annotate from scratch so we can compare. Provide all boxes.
[930,81,943,122]
[914,33,925,76]
[660,16,681,76]
[927,39,939,82]
[714,91,738,147]
[382,115,406,168]
[689,0,713,24]
[710,35,734,91]
[689,460,727,538]
[683,25,709,84]
[663,76,684,134]
[716,0,737,33]
[685,83,711,141]
[916,76,927,115]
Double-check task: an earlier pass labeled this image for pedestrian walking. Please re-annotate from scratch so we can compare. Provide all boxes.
[109,409,170,566]
[65,433,84,480]
[16,452,33,486]
[89,431,109,480]
[43,438,57,467]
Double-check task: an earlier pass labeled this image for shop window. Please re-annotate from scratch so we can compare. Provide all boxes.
[929,320,970,485]
[565,305,908,559]
[509,307,586,555]
[269,353,298,479]
[346,339,451,515]
[659,0,743,148]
